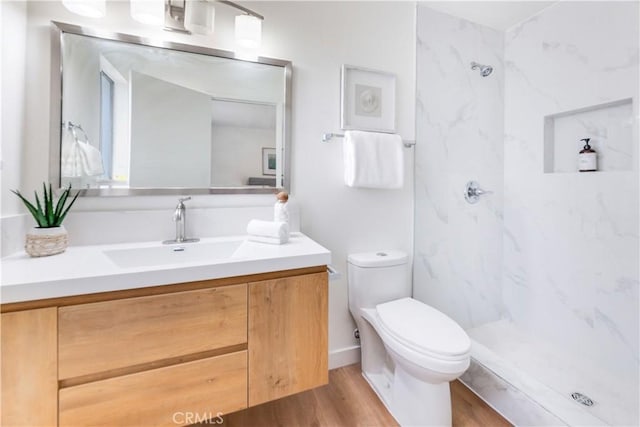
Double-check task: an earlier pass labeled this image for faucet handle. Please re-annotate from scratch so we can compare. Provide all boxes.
[176,196,191,209]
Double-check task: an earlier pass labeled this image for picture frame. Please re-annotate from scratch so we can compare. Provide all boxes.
[262,147,277,176]
[341,65,396,133]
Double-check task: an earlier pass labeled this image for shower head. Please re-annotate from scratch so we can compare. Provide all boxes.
[470,61,493,77]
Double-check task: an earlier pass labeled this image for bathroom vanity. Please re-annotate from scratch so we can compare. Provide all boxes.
[1,233,330,426]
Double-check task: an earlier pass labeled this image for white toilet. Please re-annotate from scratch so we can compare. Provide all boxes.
[347,250,471,426]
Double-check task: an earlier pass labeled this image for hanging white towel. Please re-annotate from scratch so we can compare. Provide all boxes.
[343,130,404,189]
[60,125,104,177]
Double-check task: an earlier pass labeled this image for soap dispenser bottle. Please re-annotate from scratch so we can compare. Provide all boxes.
[274,191,289,224]
[579,138,597,172]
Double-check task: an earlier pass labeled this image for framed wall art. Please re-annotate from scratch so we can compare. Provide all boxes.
[340,65,396,133]
[262,147,276,176]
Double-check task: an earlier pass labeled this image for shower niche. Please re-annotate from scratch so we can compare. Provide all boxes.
[543,98,634,173]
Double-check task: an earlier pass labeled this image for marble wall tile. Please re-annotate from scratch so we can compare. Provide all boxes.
[414,5,504,329]
[503,1,639,394]
[417,2,639,425]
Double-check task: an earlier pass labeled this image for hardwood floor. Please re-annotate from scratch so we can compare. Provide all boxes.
[214,364,511,427]
[451,379,512,427]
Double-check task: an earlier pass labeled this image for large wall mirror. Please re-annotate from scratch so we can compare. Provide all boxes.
[50,22,292,196]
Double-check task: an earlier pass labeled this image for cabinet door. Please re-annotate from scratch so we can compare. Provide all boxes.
[248,271,328,406]
[1,308,58,427]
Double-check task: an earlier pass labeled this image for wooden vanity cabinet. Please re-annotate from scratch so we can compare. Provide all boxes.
[248,272,329,406]
[0,266,328,427]
[0,308,58,427]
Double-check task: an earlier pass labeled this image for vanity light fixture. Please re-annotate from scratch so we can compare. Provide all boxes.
[62,0,106,18]
[153,0,264,50]
[63,0,263,52]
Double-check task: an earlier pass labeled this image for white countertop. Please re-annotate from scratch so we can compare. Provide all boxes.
[1,232,331,304]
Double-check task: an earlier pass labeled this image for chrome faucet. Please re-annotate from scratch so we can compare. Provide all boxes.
[163,197,199,244]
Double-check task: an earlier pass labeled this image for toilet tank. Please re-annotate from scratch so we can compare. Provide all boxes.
[347,250,411,315]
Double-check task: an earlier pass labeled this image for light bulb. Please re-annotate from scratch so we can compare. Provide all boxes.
[185,0,215,35]
[235,14,262,50]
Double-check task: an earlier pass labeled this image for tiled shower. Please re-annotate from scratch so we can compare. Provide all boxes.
[414,2,639,425]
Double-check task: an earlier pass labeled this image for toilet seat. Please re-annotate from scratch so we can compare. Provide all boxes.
[376,297,470,358]
[361,298,471,377]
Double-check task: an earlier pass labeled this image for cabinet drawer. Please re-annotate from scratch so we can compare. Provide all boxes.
[59,284,247,379]
[59,350,247,427]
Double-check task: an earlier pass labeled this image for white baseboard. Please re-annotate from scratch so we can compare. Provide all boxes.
[329,345,361,369]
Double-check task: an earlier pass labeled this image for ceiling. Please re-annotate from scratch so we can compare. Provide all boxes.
[423,1,558,31]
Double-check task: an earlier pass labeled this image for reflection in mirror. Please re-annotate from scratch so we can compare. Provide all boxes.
[210,99,279,187]
[51,22,292,195]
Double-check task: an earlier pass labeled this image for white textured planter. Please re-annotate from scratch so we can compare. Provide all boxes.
[25,226,68,257]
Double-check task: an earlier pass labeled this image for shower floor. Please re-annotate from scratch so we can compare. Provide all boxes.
[466,320,638,426]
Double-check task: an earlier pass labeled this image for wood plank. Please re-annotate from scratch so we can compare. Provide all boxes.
[1,308,58,427]
[220,365,511,427]
[248,272,328,406]
[222,364,398,427]
[1,265,327,313]
[451,380,512,427]
[59,284,246,379]
[60,351,248,427]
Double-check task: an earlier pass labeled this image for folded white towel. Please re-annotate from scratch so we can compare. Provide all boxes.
[246,219,289,244]
[343,130,404,189]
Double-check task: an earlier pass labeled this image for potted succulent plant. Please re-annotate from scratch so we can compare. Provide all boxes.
[11,183,79,257]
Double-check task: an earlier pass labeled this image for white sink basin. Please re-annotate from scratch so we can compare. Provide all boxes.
[104,239,243,268]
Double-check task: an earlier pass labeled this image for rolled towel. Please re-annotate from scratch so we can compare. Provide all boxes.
[246,219,289,244]
[248,235,287,245]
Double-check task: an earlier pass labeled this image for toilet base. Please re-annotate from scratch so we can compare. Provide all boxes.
[364,364,452,426]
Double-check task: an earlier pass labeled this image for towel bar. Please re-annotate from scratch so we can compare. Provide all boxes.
[322,132,416,148]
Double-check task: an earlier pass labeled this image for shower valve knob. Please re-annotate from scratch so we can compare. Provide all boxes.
[465,181,492,204]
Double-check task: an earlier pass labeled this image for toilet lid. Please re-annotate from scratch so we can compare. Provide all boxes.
[376,298,471,357]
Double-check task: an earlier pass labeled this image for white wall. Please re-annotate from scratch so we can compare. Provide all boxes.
[0,1,27,217]
[260,2,416,361]
[2,1,416,364]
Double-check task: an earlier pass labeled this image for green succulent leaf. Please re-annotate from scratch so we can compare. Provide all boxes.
[11,190,47,227]
[57,189,79,226]
[34,191,48,226]
[45,183,55,226]
[54,186,70,221]
[12,182,79,228]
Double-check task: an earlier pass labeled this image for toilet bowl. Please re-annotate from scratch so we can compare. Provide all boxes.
[347,250,471,426]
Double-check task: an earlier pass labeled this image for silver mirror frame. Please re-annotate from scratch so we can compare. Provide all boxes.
[49,21,292,196]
